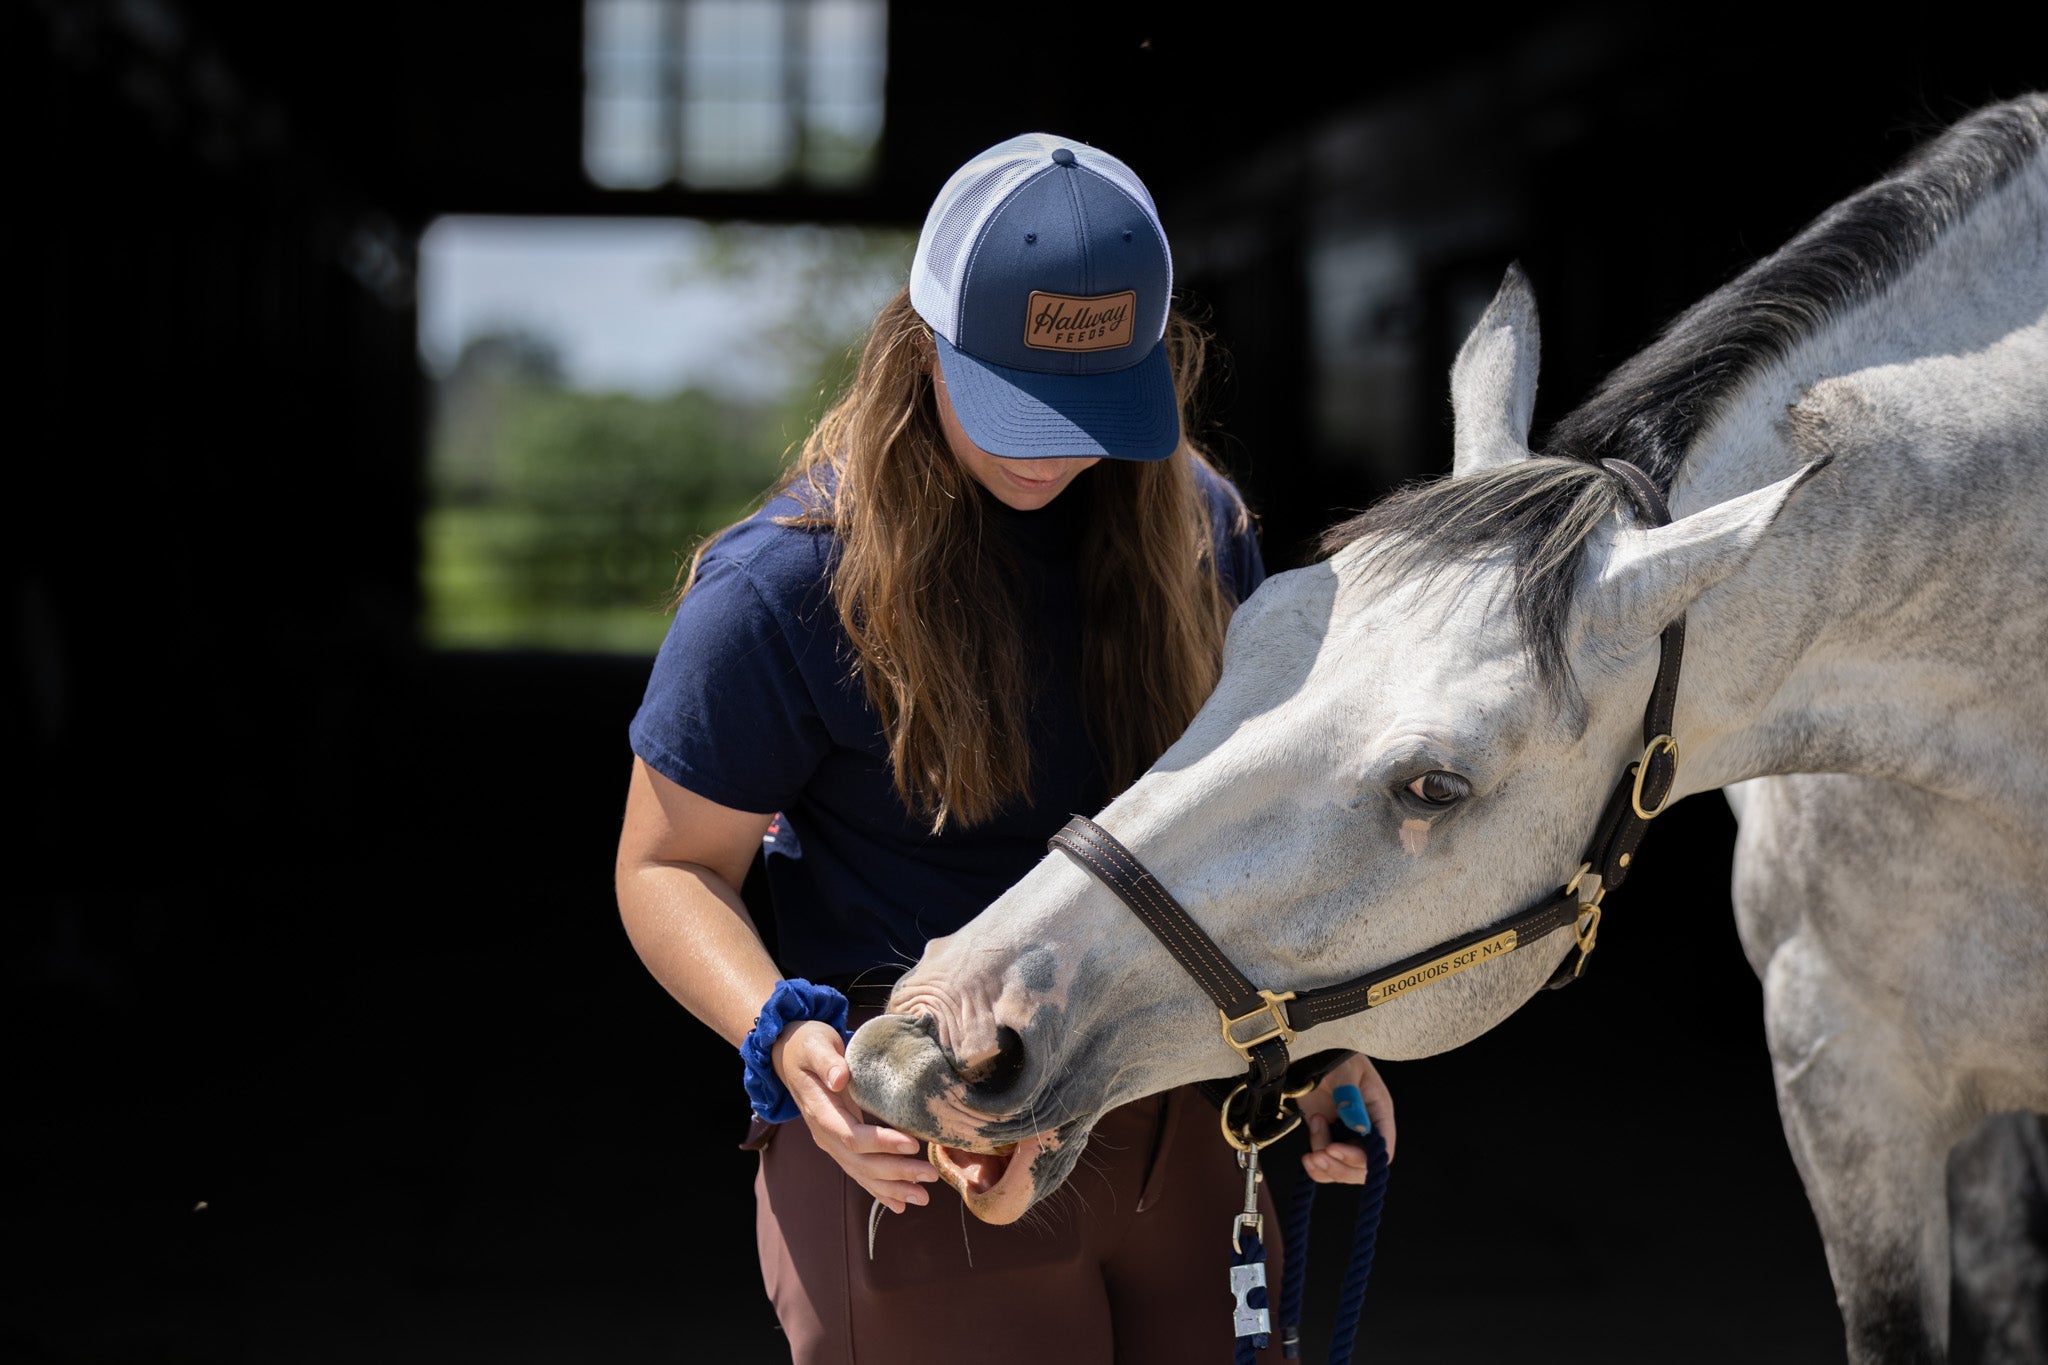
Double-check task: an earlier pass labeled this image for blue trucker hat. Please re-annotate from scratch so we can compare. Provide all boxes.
[909,133,1179,461]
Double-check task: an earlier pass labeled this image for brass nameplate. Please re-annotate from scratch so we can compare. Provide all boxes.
[1024,290,1137,351]
[1364,930,1519,1008]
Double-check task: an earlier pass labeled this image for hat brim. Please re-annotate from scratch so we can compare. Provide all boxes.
[933,334,1180,461]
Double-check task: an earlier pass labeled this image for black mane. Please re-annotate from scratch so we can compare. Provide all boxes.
[1544,93,2048,486]
[1322,94,2048,696]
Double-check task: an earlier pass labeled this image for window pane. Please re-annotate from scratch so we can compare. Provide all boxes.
[803,0,885,187]
[586,95,669,189]
[584,0,672,188]
[679,0,792,189]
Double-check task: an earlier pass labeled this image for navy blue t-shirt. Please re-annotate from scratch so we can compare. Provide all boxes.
[628,462,1265,985]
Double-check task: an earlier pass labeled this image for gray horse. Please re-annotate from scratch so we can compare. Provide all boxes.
[849,95,2048,1362]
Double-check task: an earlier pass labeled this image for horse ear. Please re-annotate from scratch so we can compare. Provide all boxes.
[1588,459,1832,653]
[1450,264,1541,478]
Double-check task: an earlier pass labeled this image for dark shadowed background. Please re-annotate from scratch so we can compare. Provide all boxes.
[7,3,2041,1361]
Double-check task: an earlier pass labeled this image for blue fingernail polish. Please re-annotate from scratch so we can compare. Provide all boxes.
[1333,1084,1372,1135]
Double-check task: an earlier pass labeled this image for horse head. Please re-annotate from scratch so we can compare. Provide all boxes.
[846,266,1821,1222]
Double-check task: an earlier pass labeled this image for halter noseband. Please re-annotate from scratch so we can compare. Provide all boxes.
[1049,458,1685,1147]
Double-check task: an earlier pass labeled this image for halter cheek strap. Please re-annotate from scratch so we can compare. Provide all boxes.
[1046,814,1303,1117]
[1049,458,1687,1145]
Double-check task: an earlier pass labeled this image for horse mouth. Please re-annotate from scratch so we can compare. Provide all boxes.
[928,1135,1043,1224]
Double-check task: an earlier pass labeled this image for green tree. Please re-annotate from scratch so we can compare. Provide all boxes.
[421,225,914,653]
[425,379,795,652]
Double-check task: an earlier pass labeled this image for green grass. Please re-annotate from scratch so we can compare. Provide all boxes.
[421,505,680,654]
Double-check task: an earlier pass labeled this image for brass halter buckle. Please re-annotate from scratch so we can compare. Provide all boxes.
[1218,989,1297,1063]
[1564,861,1608,980]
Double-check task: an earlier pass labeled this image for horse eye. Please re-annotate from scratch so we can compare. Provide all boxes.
[1406,771,1471,806]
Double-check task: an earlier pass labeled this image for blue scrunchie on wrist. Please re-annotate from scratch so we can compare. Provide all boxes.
[741,978,853,1124]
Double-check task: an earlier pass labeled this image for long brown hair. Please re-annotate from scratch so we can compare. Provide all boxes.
[681,288,1247,831]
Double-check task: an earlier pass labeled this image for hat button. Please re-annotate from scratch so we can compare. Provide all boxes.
[1050,147,1077,166]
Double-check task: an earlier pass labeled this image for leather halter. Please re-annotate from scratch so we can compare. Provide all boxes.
[1049,459,1686,1147]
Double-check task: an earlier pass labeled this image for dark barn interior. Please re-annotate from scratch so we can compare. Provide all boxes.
[8,3,2043,1361]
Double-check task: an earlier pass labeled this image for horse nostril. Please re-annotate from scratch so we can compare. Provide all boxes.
[956,1025,1027,1099]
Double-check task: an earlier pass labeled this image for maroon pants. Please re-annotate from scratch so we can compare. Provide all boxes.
[752,1084,1287,1365]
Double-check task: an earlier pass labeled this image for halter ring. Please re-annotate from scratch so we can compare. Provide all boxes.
[1218,1082,1305,1153]
[1629,734,1680,820]
[1563,861,1606,906]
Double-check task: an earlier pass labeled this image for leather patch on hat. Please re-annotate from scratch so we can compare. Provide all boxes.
[1025,290,1137,352]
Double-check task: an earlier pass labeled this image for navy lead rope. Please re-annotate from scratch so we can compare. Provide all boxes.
[1237,1091,1389,1365]
[1323,1129,1390,1365]
[1278,1173,1316,1355]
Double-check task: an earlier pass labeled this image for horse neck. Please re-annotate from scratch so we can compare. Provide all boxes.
[1665,153,2048,818]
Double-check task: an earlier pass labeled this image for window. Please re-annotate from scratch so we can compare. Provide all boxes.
[584,0,887,192]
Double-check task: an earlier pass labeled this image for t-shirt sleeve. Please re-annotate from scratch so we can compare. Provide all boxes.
[1225,508,1266,601]
[627,554,832,815]
[1198,464,1266,602]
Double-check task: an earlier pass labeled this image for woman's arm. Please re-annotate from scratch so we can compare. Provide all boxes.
[614,755,781,1044]
[614,757,937,1212]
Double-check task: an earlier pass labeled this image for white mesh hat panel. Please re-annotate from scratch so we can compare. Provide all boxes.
[910,132,1171,346]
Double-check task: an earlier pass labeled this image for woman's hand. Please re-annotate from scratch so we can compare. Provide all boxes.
[616,764,938,1212]
[774,1019,939,1213]
[1294,1053,1396,1185]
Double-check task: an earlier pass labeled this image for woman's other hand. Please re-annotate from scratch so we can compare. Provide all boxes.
[1295,1053,1396,1185]
[775,1019,938,1213]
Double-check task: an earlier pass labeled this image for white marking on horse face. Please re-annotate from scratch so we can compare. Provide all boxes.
[1399,819,1430,856]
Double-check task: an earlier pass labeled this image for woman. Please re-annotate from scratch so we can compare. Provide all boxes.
[615,133,1394,1365]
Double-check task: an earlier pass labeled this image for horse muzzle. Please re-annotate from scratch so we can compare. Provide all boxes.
[845,1010,1087,1224]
